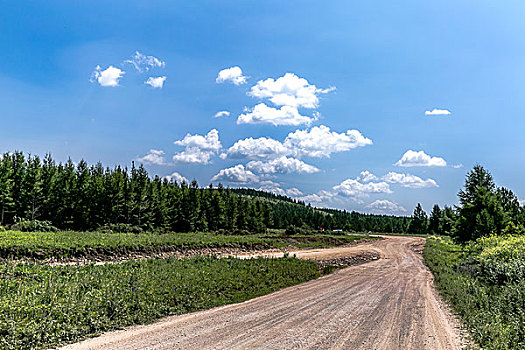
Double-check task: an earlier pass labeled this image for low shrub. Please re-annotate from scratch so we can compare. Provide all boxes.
[284,225,309,235]
[9,219,57,232]
[424,236,525,349]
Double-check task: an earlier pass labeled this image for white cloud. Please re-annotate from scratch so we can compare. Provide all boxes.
[382,172,438,188]
[425,109,451,116]
[284,125,372,158]
[237,103,314,126]
[453,163,464,169]
[164,172,188,184]
[91,65,125,87]
[172,148,216,164]
[247,156,319,174]
[216,66,247,85]
[173,129,222,164]
[298,190,336,205]
[248,73,334,109]
[221,125,371,161]
[145,76,167,88]
[297,193,324,204]
[136,149,168,165]
[356,170,378,183]
[125,51,165,72]
[395,150,447,167]
[366,200,407,213]
[211,164,259,184]
[174,129,221,152]
[257,180,286,195]
[214,110,230,118]
[333,178,392,198]
[519,199,525,206]
[221,137,289,160]
[286,188,303,197]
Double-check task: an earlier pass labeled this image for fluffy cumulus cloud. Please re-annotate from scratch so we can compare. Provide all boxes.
[221,125,371,161]
[136,149,168,165]
[333,178,392,198]
[294,168,439,208]
[425,109,451,116]
[172,148,217,164]
[249,73,334,109]
[216,66,247,85]
[366,200,407,213]
[164,172,188,184]
[257,180,287,196]
[214,110,230,118]
[211,164,258,184]
[145,76,167,88]
[174,129,221,152]
[298,190,336,205]
[210,166,300,196]
[125,51,165,72]
[246,156,319,174]
[286,188,303,197]
[221,137,289,160]
[92,51,166,88]
[356,170,378,183]
[284,125,372,158]
[520,199,525,206]
[91,65,125,87]
[395,150,447,167]
[173,129,222,164]
[382,172,438,188]
[237,103,314,126]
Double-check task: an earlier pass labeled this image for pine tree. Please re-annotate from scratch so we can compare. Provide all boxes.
[455,166,506,241]
[408,203,428,235]
[428,204,442,235]
[0,154,14,225]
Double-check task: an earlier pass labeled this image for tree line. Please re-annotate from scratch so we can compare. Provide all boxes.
[408,165,525,241]
[0,152,410,233]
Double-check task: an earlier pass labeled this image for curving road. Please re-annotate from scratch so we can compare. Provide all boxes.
[62,236,463,350]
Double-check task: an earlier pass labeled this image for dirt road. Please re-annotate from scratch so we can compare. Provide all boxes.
[62,236,463,350]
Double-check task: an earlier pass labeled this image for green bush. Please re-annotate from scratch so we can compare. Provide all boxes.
[9,219,58,232]
[285,225,310,235]
[424,237,525,349]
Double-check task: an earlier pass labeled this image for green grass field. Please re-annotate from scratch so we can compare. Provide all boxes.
[0,256,321,349]
[0,230,372,260]
[0,229,374,348]
[424,236,525,349]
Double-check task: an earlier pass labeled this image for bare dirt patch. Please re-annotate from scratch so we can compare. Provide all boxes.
[11,238,373,266]
[315,251,380,269]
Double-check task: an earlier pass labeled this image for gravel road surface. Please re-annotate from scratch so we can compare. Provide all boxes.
[61,235,463,350]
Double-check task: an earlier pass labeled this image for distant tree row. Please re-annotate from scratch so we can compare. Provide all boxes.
[408,165,525,241]
[0,152,410,233]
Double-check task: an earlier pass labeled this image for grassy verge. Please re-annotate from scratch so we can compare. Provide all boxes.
[0,230,372,260]
[424,236,525,349]
[0,256,321,349]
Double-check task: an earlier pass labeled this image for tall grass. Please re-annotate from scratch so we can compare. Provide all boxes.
[424,236,525,349]
[0,256,321,349]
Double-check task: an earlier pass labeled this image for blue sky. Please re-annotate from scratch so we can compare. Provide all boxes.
[1,0,524,215]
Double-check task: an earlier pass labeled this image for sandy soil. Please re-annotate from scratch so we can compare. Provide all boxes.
[61,235,464,350]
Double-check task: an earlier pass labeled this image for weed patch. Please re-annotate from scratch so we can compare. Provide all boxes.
[424,236,525,349]
[0,256,320,349]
